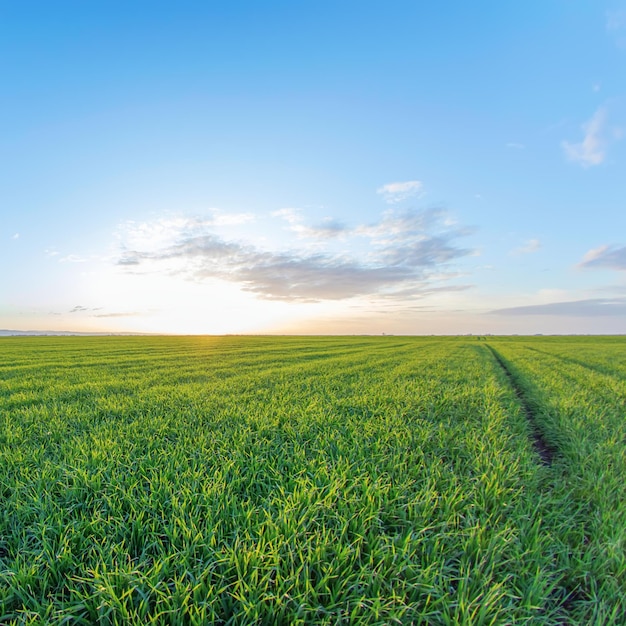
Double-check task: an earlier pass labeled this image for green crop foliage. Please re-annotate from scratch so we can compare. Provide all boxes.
[0,335,624,624]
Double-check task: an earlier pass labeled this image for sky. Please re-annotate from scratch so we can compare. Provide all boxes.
[1,0,625,335]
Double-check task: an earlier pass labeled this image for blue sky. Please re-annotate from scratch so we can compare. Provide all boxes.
[2,1,625,334]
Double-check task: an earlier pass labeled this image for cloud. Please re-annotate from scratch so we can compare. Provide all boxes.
[68,305,139,318]
[561,107,618,167]
[271,208,301,224]
[511,238,541,255]
[578,244,626,270]
[116,208,473,302]
[117,212,254,251]
[374,283,472,300]
[606,9,626,31]
[377,181,423,203]
[295,219,349,240]
[69,305,103,313]
[356,207,459,242]
[11,233,19,240]
[506,142,525,150]
[561,99,624,168]
[94,312,142,318]
[272,209,349,240]
[117,256,141,266]
[606,9,626,41]
[606,9,626,47]
[316,219,349,236]
[491,298,626,317]
[211,210,255,226]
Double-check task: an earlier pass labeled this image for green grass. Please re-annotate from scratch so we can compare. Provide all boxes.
[0,335,624,624]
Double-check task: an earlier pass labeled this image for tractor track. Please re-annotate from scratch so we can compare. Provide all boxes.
[485,344,557,466]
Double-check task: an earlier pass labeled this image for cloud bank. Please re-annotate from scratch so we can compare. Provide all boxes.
[116,209,473,302]
[492,298,626,317]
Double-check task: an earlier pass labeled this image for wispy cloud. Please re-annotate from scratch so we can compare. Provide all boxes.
[355,207,460,243]
[506,142,525,150]
[492,297,626,317]
[562,107,609,167]
[116,208,473,302]
[293,219,349,240]
[117,256,141,266]
[59,254,88,263]
[606,9,626,47]
[68,305,139,318]
[578,244,626,270]
[94,311,142,318]
[272,209,349,240]
[271,208,301,224]
[377,180,423,203]
[11,233,19,240]
[606,9,626,30]
[211,209,255,226]
[511,238,541,255]
[69,305,103,313]
[117,212,254,252]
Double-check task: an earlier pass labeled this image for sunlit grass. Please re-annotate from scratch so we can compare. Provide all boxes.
[0,336,624,624]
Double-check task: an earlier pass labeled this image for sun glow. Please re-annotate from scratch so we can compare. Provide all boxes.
[80,267,317,334]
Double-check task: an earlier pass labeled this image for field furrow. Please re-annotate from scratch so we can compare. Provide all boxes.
[489,338,626,624]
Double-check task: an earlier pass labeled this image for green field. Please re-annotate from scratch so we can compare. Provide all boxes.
[1,336,625,624]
